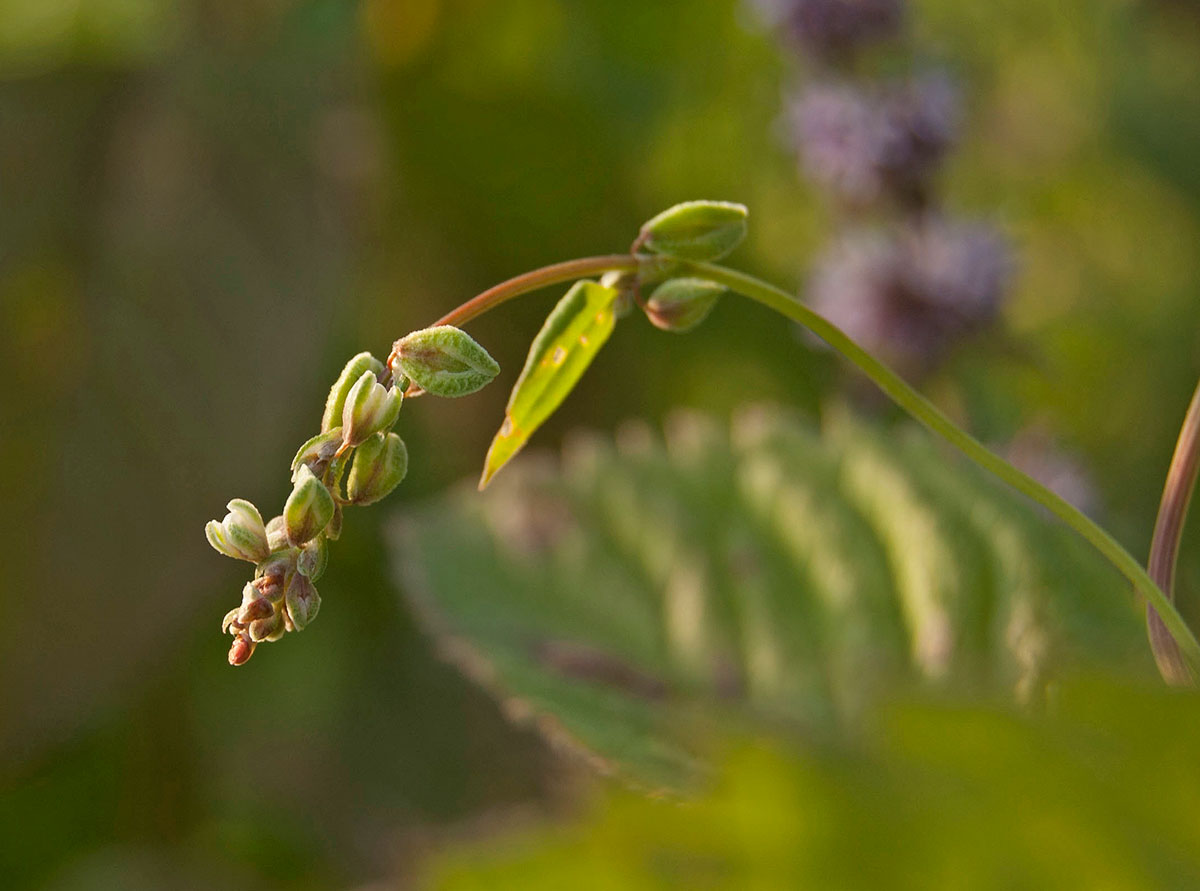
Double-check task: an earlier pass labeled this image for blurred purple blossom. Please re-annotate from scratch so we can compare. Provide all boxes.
[755,0,904,57]
[791,73,959,206]
[807,217,1010,373]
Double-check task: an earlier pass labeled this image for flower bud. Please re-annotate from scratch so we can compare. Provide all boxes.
[205,499,270,563]
[638,200,748,261]
[284,466,335,546]
[291,428,345,483]
[392,326,500,398]
[238,595,275,624]
[321,352,385,433]
[297,536,328,581]
[347,432,409,506]
[643,278,726,333]
[222,608,241,634]
[228,633,256,666]
[285,572,321,631]
[264,515,289,552]
[325,502,344,541]
[255,549,294,597]
[341,371,403,446]
[249,610,286,642]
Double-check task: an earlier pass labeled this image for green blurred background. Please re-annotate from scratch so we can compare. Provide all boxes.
[1,0,1199,886]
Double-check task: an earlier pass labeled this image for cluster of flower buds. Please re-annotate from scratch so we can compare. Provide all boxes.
[756,0,1010,378]
[206,327,498,664]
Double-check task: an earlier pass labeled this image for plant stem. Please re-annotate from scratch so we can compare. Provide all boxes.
[684,259,1200,679]
[1145,380,1200,685]
[403,253,1200,679]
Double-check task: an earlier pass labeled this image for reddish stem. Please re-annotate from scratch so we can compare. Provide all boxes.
[1147,380,1200,685]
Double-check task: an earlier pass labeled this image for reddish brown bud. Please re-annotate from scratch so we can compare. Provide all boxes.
[229,634,256,666]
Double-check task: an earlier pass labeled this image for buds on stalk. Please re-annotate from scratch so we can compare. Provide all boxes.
[347,432,409,505]
[643,278,726,333]
[205,499,270,563]
[321,352,385,433]
[392,326,500,398]
[341,371,403,447]
[284,466,335,546]
[637,201,748,261]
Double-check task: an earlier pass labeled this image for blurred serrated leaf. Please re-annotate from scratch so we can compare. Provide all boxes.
[391,407,1154,790]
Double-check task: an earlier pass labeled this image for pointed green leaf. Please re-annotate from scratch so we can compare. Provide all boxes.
[480,280,619,489]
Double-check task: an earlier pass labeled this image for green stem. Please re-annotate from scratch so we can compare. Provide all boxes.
[684,259,1200,679]
[417,253,1200,680]
[1145,379,1200,685]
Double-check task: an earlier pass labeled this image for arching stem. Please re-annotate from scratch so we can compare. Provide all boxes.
[1146,380,1200,685]
[398,254,1200,680]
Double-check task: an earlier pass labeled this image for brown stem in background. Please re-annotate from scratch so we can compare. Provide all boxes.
[1147,380,1200,686]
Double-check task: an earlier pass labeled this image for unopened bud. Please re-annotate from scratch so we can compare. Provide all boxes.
[238,596,275,624]
[392,326,500,398]
[638,200,748,261]
[284,466,335,546]
[249,610,286,642]
[222,608,241,634]
[264,515,288,551]
[325,502,344,541]
[291,428,345,482]
[205,499,270,563]
[643,278,726,333]
[297,536,328,581]
[347,432,409,506]
[254,553,293,601]
[285,572,321,630]
[342,371,403,446]
[229,633,256,666]
[321,352,385,433]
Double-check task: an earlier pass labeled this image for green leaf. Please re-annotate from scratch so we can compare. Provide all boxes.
[425,680,1200,888]
[480,280,620,490]
[391,408,1153,791]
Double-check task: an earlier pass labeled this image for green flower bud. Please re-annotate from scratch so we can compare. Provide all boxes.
[285,572,321,631]
[205,499,270,563]
[284,466,335,546]
[392,326,500,398]
[297,536,328,581]
[341,371,403,446]
[264,515,289,552]
[325,502,344,541]
[643,277,726,333]
[238,595,275,624]
[347,432,409,506]
[291,428,345,483]
[255,547,296,603]
[638,200,748,261]
[321,352,385,433]
[249,610,285,642]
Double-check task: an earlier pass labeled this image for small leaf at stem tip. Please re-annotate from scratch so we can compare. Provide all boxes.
[480,280,620,489]
[643,277,726,333]
[321,353,385,433]
[638,200,748,261]
[392,326,500,398]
